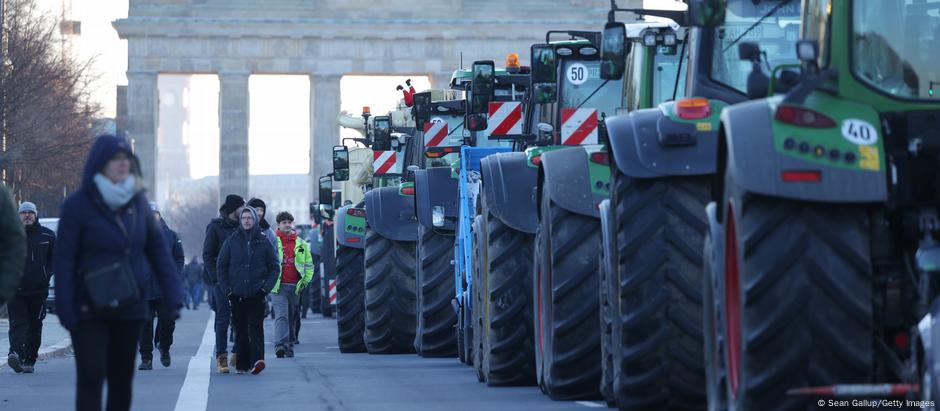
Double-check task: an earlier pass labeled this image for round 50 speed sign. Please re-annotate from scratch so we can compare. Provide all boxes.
[567,63,588,86]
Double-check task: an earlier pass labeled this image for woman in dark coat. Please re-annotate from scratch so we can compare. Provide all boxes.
[52,135,183,411]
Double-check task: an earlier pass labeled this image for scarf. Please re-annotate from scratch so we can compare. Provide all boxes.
[93,173,139,211]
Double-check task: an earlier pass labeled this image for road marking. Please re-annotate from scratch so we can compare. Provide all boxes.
[174,313,214,411]
[576,401,606,408]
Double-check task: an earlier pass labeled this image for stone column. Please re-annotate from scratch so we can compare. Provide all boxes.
[310,74,342,184]
[126,70,158,192]
[218,71,251,202]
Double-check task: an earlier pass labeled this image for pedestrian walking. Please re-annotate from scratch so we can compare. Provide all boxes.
[52,135,183,411]
[202,194,245,374]
[0,183,26,308]
[217,206,278,375]
[271,212,313,358]
[184,258,204,310]
[6,201,55,373]
[138,202,185,370]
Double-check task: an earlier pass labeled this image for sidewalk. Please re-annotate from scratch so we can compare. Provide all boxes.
[0,313,72,372]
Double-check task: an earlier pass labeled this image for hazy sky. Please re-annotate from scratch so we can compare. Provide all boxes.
[39,0,679,177]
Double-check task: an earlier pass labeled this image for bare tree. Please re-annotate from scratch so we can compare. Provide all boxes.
[163,185,220,263]
[1,0,100,216]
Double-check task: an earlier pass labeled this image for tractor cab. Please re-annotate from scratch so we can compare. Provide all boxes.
[528,32,623,148]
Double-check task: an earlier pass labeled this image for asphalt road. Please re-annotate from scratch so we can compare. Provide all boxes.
[0,307,598,410]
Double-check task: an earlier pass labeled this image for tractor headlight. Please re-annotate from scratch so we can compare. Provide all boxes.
[663,32,677,46]
[643,32,658,47]
[432,206,445,227]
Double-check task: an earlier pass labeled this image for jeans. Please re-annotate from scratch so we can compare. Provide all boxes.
[230,295,266,371]
[71,319,142,411]
[210,284,232,356]
[139,299,175,360]
[6,293,46,364]
[271,284,298,349]
[189,282,204,309]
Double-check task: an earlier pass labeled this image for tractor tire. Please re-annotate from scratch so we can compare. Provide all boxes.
[336,244,366,353]
[720,182,873,410]
[599,201,618,407]
[472,214,486,382]
[482,210,536,386]
[414,225,458,357]
[363,227,417,354]
[310,272,322,314]
[533,189,601,400]
[612,172,709,410]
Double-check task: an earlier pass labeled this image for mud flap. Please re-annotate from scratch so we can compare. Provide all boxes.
[539,147,599,218]
[365,186,418,242]
[415,167,458,231]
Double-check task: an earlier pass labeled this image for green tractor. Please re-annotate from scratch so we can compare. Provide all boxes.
[704,0,940,409]
[597,0,804,408]
[332,103,417,355]
[521,30,624,400]
[331,108,410,353]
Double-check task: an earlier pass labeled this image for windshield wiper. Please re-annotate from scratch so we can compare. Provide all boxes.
[576,79,611,109]
[722,0,794,53]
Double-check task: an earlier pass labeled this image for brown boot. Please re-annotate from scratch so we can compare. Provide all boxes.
[216,354,230,374]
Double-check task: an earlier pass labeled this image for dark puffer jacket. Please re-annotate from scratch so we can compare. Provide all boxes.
[202,215,239,285]
[0,183,26,306]
[51,135,184,329]
[217,207,279,298]
[17,220,56,296]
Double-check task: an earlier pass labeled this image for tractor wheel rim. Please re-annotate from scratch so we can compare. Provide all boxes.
[724,204,742,399]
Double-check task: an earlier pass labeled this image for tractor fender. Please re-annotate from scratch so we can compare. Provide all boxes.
[364,186,418,242]
[538,146,598,219]
[606,105,719,178]
[721,100,888,202]
[334,205,364,249]
[415,167,458,231]
[479,152,538,234]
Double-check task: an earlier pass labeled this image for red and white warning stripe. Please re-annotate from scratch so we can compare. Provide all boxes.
[486,101,523,136]
[423,121,449,148]
[560,108,598,145]
[329,279,337,305]
[373,150,397,175]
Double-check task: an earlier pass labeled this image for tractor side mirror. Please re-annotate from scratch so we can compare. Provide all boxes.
[738,42,770,99]
[469,60,495,114]
[317,176,334,219]
[738,42,761,63]
[601,22,629,80]
[332,145,349,182]
[531,44,558,104]
[688,0,726,27]
[413,92,432,130]
[466,113,488,132]
[372,116,391,151]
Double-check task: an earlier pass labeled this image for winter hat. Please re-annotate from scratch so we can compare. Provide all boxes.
[247,198,270,229]
[247,198,266,210]
[18,202,37,215]
[220,194,246,215]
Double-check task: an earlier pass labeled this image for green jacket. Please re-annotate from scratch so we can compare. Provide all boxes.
[0,183,26,306]
[272,234,314,294]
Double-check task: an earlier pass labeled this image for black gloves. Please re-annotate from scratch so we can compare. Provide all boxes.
[396,85,404,91]
[405,78,411,87]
